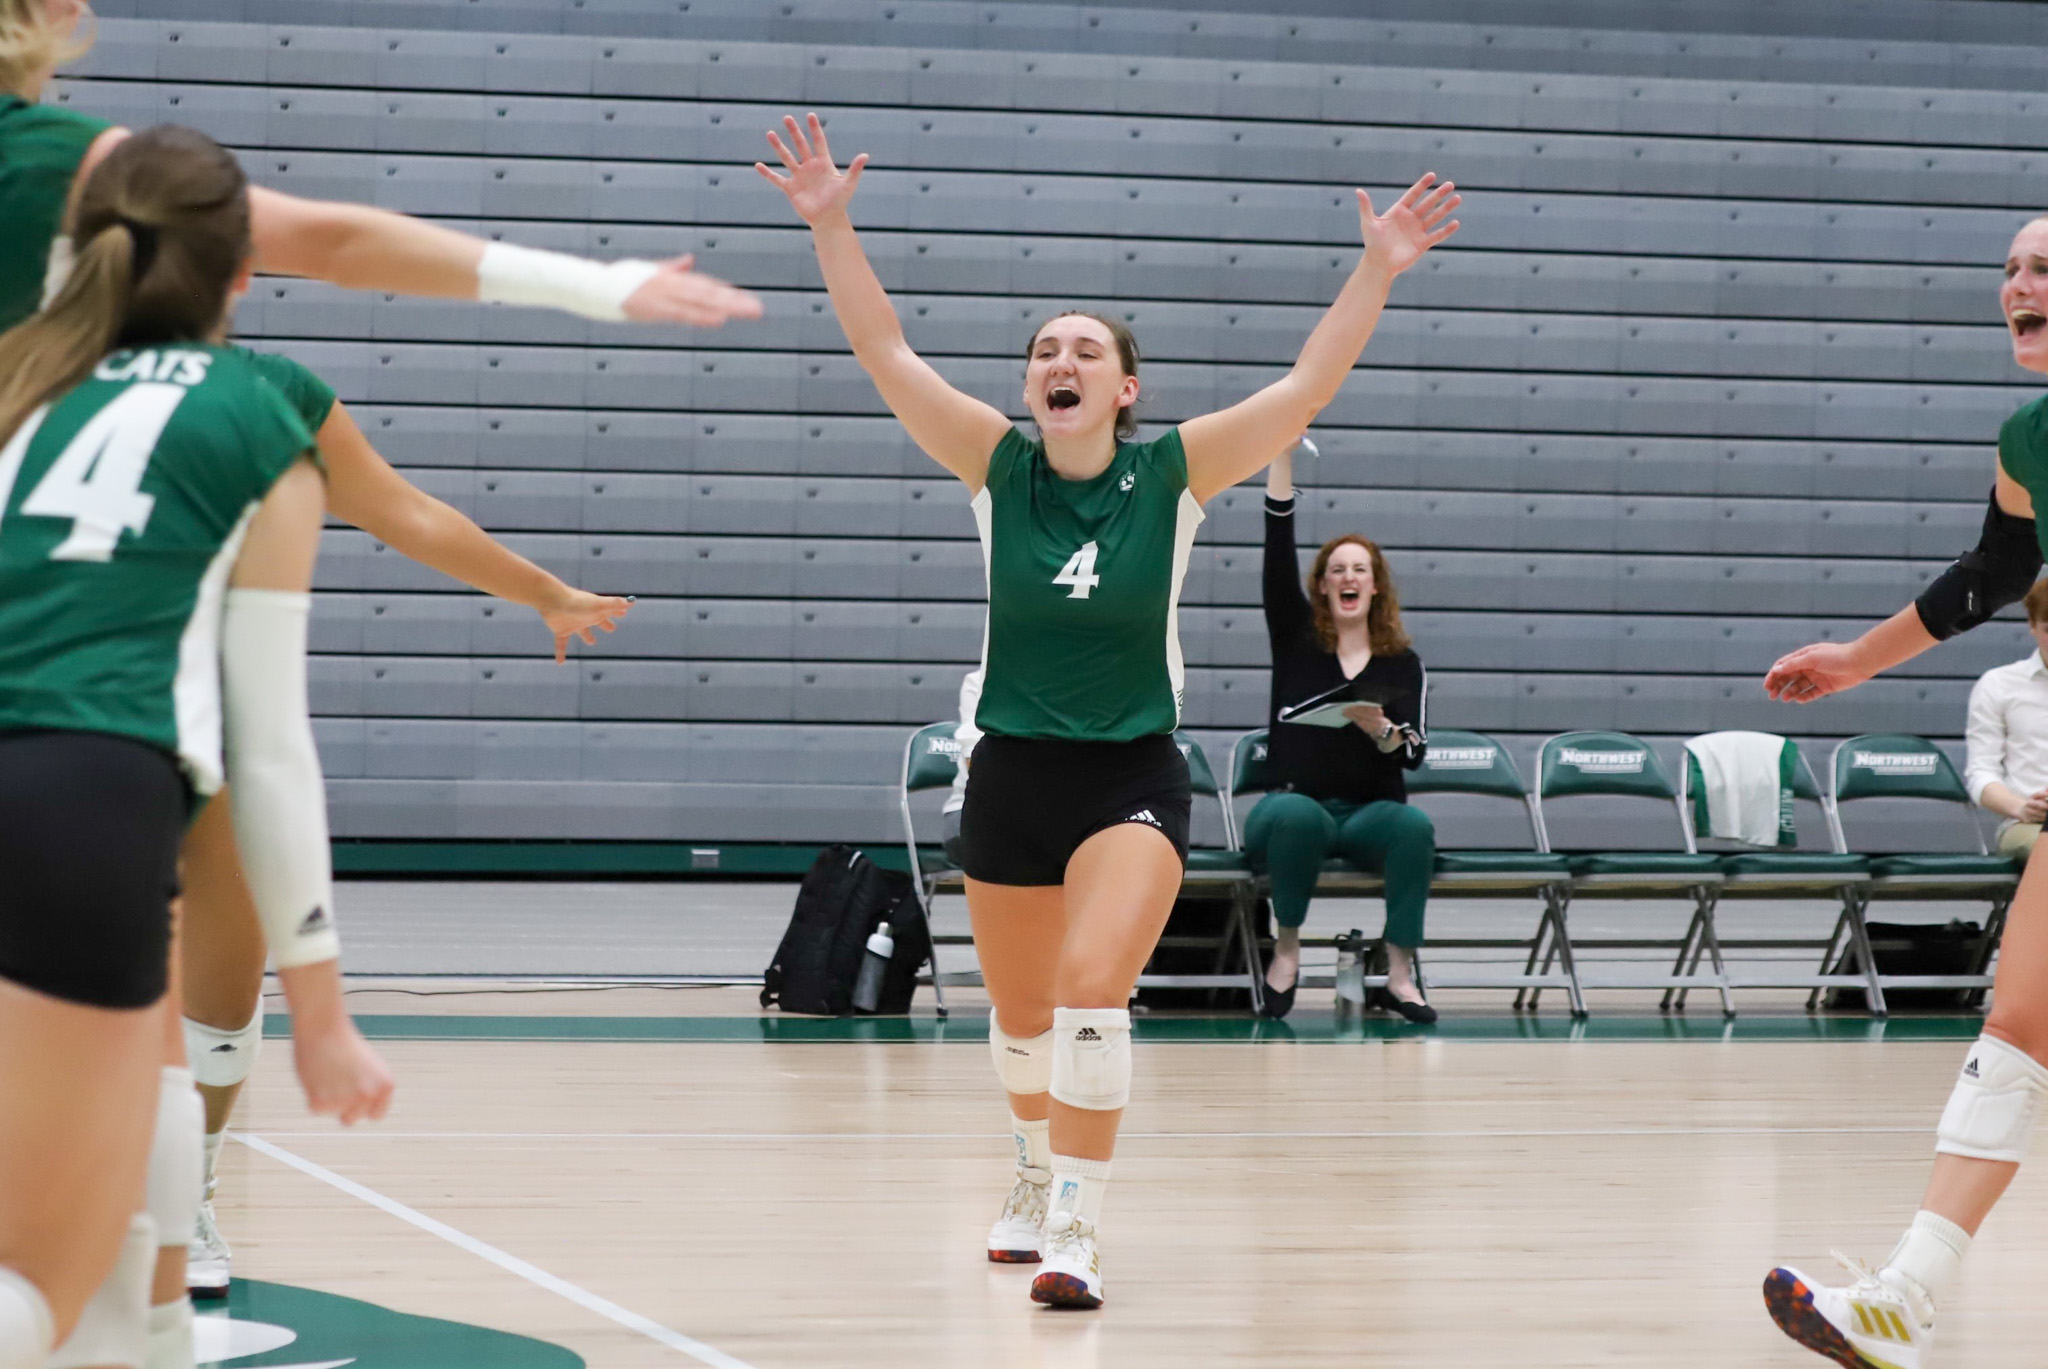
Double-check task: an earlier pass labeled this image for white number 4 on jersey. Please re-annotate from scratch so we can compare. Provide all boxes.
[0,384,184,561]
[1054,541,1101,599]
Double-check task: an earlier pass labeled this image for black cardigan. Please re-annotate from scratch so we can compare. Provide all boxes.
[1261,494,1428,804]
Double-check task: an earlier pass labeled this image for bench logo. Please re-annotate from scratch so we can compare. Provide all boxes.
[197,1280,584,1368]
[925,736,961,757]
[1852,751,1938,775]
[1558,747,1645,774]
[1427,747,1496,770]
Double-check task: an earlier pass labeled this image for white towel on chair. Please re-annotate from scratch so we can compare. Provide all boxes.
[1685,731,1795,847]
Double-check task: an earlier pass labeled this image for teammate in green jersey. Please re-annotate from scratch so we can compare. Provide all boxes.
[1,0,760,332]
[1761,219,2048,1369]
[759,111,1459,1308]
[0,125,394,1369]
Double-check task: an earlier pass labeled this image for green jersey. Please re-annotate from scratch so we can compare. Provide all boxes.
[239,346,339,433]
[971,427,1204,741]
[0,345,315,792]
[0,94,111,329]
[1998,394,2048,560]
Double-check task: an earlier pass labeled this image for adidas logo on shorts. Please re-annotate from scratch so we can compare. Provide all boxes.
[1127,809,1161,827]
[1075,1027,1101,1043]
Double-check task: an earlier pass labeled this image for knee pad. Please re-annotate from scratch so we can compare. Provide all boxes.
[1935,1034,2048,1164]
[184,1010,261,1090]
[0,1267,54,1369]
[49,1213,155,1369]
[1050,1007,1131,1112]
[145,1297,194,1369]
[147,1068,204,1248]
[989,1019,1053,1096]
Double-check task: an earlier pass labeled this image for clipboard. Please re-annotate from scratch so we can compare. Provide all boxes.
[1276,677,1411,729]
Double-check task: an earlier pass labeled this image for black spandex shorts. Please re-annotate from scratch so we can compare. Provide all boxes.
[0,730,189,1009]
[958,733,1192,887]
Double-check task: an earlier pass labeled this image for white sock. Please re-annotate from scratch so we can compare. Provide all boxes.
[146,1297,194,1369]
[1048,1154,1111,1228]
[1882,1210,1970,1316]
[1012,1115,1050,1180]
[0,1268,53,1369]
[201,1130,225,1194]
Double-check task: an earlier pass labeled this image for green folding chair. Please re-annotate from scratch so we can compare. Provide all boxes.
[1827,735,2019,1001]
[1533,731,1729,1017]
[1152,733,1265,1011]
[1676,733,1882,1015]
[897,721,967,1011]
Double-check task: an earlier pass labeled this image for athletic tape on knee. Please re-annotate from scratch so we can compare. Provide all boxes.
[48,1213,155,1369]
[1935,1034,2048,1164]
[1049,1007,1131,1112]
[184,1010,261,1090]
[0,1267,54,1369]
[989,1019,1053,1097]
[148,1068,204,1249]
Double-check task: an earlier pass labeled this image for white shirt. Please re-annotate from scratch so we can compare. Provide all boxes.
[942,668,984,816]
[1964,651,2048,827]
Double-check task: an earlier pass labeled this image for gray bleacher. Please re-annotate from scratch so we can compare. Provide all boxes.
[56,0,2045,850]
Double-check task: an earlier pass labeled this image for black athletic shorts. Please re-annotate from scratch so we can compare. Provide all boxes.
[958,733,1192,887]
[0,729,190,1009]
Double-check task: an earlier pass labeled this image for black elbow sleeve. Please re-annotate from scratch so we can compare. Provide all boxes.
[1913,490,2042,641]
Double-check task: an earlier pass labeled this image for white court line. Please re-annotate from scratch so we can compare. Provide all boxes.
[247,1125,1926,1142]
[232,1132,756,1369]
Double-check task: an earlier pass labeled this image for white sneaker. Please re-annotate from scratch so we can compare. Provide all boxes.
[1764,1255,1934,1369]
[187,1193,231,1301]
[988,1167,1049,1263]
[1030,1213,1103,1309]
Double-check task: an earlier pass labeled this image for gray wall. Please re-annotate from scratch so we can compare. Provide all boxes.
[62,0,2042,850]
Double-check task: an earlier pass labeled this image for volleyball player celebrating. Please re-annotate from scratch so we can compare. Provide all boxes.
[0,124,391,1369]
[758,112,1457,1307]
[1760,215,2048,1368]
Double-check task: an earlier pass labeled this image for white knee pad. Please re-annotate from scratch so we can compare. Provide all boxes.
[49,1213,155,1369]
[1049,1007,1132,1112]
[0,1267,54,1369]
[184,1010,261,1090]
[148,1067,204,1248]
[990,1019,1053,1096]
[1935,1034,2048,1164]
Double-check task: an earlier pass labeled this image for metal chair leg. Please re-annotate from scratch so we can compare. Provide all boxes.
[1547,893,1589,1019]
[1842,890,1887,1018]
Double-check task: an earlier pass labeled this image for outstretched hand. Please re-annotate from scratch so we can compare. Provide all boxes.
[622,253,763,328]
[1763,641,1871,704]
[1359,173,1461,276]
[755,112,868,227]
[541,587,632,664]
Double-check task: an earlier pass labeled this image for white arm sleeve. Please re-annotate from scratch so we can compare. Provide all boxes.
[476,242,660,322]
[221,588,340,968]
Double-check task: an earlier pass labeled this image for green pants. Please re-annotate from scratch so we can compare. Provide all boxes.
[1242,793,1435,946]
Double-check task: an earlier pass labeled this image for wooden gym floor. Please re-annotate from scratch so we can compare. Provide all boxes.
[202,983,2048,1368]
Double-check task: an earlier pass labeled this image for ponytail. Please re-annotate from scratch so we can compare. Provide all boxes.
[0,124,250,449]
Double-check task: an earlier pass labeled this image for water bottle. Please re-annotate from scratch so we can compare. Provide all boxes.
[1334,929,1368,1005]
[852,921,894,1015]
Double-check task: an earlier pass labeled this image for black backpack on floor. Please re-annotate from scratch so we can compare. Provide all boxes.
[1824,919,1988,1012]
[761,845,932,1016]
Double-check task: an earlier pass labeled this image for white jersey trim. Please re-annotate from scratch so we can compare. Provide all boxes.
[173,503,257,796]
[969,484,995,735]
[1163,488,1205,727]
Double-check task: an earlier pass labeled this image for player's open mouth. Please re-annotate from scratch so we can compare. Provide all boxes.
[1047,385,1081,411]
[2013,306,2046,339]
[1337,589,1361,608]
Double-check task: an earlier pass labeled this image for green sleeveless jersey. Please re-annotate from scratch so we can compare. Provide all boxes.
[0,345,315,793]
[971,427,1204,741]
[1998,394,2048,559]
[0,94,111,329]
[239,347,339,433]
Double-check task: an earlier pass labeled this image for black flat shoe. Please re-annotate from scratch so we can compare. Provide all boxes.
[1258,971,1299,1019]
[1370,985,1438,1025]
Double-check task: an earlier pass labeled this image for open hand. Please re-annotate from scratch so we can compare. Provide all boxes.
[1344,703,1389,734]
[1764,641,1872,703]
[541,587,631,664]
[1359,173,1461,276]
[621,252,762,328]
[755,112,868,227]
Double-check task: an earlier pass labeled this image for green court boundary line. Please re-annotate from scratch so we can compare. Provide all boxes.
[265,1013,1988,1044]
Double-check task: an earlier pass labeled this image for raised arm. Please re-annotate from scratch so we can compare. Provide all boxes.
[1180,175,1459,504]
[73,129,760,327]
[1263,439,1314,644]
[756,113,1009,489]
[317,402,629,663]
[1765,466,2039,702]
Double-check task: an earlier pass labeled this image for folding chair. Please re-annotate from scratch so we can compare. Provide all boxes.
[897,721,966,1012]
[1149,733,1266,1011]
[1533,732,1729,1016]
[1827,734,2020,1002]
[1674,732,1883,1015]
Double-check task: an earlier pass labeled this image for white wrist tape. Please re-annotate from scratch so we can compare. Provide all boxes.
[1935,1034,2048,1164]
[146,1068,204,1253]
[990,1018,1054,1097]
[1050,1007,1132,1112]
[48,1214,154,1369]
[476,241,659,322]
[222,589,339,969]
